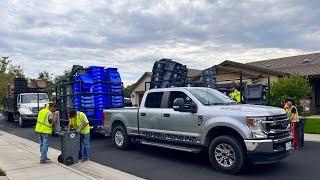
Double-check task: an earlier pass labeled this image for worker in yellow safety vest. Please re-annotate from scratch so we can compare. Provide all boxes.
[68,110,91,162]
[35,103,58,164]
[286,100,299,149]
[229,87,244,103]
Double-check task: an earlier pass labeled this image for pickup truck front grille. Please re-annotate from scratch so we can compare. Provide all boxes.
[263,114,291,139]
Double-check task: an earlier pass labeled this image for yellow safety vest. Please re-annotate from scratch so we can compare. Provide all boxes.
[35,108,53,134]
[229,89,243,103]
[290,106,299,123]
[69,112,90,134]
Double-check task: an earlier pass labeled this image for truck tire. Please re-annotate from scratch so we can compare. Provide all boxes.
[208,135,246,174]
[112,125,131,150]
[18,115,26,128]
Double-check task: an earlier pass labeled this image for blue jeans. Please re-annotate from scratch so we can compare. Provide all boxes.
[80,133,90,160]
[39,133,51,161]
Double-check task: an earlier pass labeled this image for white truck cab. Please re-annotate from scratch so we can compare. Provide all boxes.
[16,93,49,127]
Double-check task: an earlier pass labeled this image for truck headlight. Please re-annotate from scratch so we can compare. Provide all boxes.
[246,117,267,139]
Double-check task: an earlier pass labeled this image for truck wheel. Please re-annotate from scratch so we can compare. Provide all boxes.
[208,135,246,174]
[18,115,26,128]
[112,125,131,150]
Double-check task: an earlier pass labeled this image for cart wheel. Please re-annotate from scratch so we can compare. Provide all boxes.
[58,155,63,163]
[64,156,74,166]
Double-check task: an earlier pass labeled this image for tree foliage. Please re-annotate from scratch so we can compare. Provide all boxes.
[0,56,24,106]
[270,75,311,107]
[53,70,71,85]
[124,87,130,98]
[38,71,55,98]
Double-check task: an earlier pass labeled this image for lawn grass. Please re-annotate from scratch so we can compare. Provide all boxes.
[0,169,5,176]
[305,118,320,134]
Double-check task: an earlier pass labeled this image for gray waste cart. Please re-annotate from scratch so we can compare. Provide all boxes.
[298,117,306,147]
[57,130,80,166]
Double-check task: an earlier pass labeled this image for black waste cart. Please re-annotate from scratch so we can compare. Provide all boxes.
[57,130,80,165]
[298,117,307,147]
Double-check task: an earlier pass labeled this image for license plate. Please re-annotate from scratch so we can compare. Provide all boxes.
[285,142,292,150]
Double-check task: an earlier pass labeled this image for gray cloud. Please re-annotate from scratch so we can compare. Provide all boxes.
[0,0,319,85]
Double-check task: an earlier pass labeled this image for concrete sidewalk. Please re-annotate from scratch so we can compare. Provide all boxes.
[0,130,143,180]
[305,133,320,142]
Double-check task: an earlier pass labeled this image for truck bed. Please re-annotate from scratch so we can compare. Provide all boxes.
[3,98,16,112]
[104,107,140,135]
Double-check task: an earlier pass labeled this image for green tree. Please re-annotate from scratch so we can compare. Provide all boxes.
[53,70,71,85]
[38,71,55,98]
[123,87,130,98]
[269,75,311,107]
[0,56,24,106]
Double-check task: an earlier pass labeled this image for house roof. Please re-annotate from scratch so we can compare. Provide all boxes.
[187,68,202,77]
[247,52,320,76]
[219,60,286,76]
[128,72,152,94]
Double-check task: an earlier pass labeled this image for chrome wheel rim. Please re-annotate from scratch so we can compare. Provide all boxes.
[214,143,236,168]
[115,130,124,147]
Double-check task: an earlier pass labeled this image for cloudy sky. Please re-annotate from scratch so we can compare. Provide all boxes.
[1,0,320,85]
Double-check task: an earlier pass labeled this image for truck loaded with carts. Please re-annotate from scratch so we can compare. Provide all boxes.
[55,65,125,134]
[103,59,293,174]
[3,77,49,127]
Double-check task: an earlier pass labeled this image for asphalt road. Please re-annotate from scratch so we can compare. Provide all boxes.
[0,115,319,180]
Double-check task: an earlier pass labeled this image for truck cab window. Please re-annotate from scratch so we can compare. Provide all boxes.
[167,91,193,109]
[145,92,163,108]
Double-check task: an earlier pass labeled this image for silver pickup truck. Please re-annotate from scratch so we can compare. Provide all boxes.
[104,87,292,174]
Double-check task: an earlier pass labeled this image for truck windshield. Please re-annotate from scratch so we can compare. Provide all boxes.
[188,88,236,106]
[21,94,49,103]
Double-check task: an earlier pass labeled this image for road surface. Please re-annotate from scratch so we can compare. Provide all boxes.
[0,115,318,180]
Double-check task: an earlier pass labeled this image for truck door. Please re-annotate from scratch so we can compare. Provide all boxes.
[138,92,165,139]
[162,91,201,144]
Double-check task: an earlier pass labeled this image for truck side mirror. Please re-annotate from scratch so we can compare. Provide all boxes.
[190,102,198,113]
[173,98,185,112]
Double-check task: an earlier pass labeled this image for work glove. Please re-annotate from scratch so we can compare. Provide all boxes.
[76,128,81,133]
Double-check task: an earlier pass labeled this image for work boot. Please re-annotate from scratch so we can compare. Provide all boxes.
[81,158,89,163]
[40,159,53,164]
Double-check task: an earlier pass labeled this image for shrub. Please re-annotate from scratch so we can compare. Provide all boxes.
[0,169,5,176]
[269,75,311,107]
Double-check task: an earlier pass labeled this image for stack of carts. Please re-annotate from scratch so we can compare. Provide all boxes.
[105,68,124,108]
[69,66,124,127]
[150,59,188,89]
[245,84,268,105]
[202,66,217,89]
[88,66,107,125]
[13,78,29,95]
[72,75,94,119]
